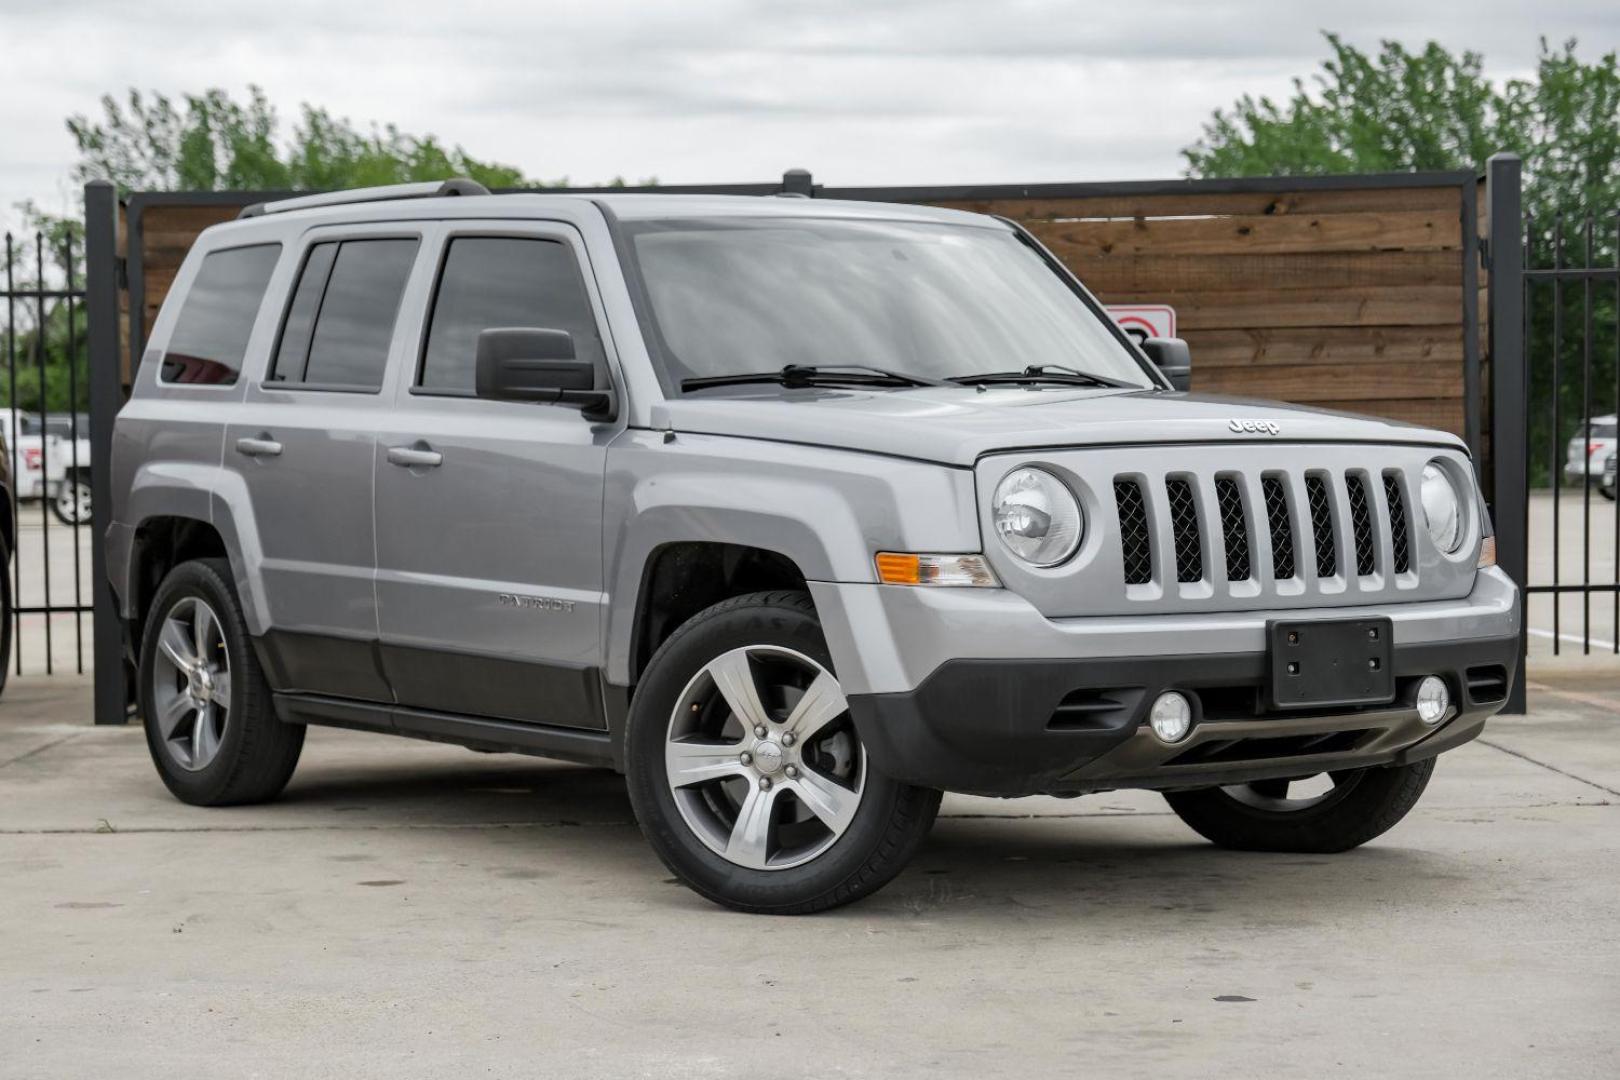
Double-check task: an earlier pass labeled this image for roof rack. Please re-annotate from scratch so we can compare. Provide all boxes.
[238,178,490,220]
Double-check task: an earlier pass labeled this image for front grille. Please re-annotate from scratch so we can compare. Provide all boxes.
[1347,473,1376,576]
[1262,476,1296,580]
[1112,464,1426,595]
[1114,479,1152,585]
[1384,472,1411,574]
[1165,477,1203,583]
[1305,474,1338,578]
[1215,477,1251,581]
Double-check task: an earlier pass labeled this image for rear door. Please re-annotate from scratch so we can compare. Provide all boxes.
[224,225,426,700]
[372,223,619,727]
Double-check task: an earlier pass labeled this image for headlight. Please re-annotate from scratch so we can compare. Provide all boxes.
[992,467,1083,566]
[1419,462,1464,554]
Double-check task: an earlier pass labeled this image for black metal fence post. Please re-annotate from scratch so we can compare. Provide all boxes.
[85,180,126,725]
[1486,154,1528,713]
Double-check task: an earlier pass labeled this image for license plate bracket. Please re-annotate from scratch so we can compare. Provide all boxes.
[1268,617,1395,710]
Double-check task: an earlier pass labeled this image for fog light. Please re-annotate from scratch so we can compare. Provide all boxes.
[1416,675,1450,725]
[1149,691,1193,743]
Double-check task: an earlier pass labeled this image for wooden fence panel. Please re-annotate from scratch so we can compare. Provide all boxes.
[917,180,1472,437]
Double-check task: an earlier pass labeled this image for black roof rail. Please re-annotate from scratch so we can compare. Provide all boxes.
[238,177,491,219]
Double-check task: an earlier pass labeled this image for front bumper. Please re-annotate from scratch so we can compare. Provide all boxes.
[812,566,1520,797]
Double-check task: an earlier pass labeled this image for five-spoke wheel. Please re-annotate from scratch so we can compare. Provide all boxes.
[627,591,940,914]
[139,558,304,806]
[150,596,232,771]
[665,645,865,871]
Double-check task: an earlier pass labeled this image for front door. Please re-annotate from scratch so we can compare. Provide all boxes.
[226,227,425,700]
[372,224,618,727]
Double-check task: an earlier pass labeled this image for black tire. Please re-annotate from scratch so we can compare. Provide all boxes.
[625,590,941,914]
[139,558,303,806]
[1164,759,1436,853]
[0,531,12,699]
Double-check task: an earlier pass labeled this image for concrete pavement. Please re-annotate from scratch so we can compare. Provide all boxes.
[1,672,1617,1079]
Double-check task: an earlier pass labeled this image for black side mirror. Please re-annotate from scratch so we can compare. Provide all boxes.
[1141,337,1192,391]
[474,328,616,421]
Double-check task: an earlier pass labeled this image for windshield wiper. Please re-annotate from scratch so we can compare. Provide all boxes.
[947,364,1137,390]
[682,364,954,392]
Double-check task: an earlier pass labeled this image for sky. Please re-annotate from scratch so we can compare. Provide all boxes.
[0,0,1616,236]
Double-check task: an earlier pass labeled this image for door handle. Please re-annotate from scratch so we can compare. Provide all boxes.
[387,444,444,469]
[235,436,283,458]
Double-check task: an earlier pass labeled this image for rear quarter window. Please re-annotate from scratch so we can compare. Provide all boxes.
[161,244,282,385]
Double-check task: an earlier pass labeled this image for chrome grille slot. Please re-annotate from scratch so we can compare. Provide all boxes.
[1215,476,1251,581]
[1305,473,1338,578]
[1165,477,1203,583]
[1262,475,1297,580]
[1384,471,1411,574]
[1346,472,1377,577]
[1114,479,1152,585]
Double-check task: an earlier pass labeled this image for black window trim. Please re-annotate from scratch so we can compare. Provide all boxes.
[260,229,424,396]
[409,226,610,401]
[156,239,285,390]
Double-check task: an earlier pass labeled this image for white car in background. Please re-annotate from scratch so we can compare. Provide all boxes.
[6,411,92,525]
[1603,451,1616,502]
[1566,414,1617,488]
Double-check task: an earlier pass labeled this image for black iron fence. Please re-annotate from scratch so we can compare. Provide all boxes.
[2,227,93,679]
[1521,191,1620,658]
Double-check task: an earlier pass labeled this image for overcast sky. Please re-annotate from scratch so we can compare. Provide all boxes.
[1,0,1616,235]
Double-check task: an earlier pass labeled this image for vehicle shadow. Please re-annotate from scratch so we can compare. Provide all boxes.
[271,753,1459,926]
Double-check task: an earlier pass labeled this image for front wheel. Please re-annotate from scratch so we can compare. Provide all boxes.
[1164,759,1436,853]
[625,591,940,914]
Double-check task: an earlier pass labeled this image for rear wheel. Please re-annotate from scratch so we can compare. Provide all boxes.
[139,558,303,806]
[1164,760,1435,853]
[625,591,940,914]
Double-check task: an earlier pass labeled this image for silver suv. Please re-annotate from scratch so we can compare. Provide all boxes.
[108,180,1521,913]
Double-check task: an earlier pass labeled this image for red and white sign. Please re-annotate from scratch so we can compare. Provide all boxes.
[1106,304,1176,344]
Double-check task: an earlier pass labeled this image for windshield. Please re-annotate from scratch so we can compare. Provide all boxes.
[624,217,1155,391]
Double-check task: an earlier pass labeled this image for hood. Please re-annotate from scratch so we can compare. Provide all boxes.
[652,386,1465,467]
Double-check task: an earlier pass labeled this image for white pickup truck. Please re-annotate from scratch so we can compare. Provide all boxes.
[7,411,91,525]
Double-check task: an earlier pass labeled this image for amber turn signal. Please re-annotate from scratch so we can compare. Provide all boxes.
[874,552,999,587]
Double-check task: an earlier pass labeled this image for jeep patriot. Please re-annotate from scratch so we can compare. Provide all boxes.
[108,179,1521,913]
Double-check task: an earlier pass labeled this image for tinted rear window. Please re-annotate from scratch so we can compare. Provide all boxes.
[162,244,281,385]
[1593,423,1617,439]
[270,238,418,390]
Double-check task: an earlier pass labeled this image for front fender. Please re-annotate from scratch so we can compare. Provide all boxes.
[602,430,979,685]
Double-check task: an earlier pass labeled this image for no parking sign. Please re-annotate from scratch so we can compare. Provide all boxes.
[1106,304,1176,345]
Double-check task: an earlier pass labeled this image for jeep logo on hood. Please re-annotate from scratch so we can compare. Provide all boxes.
[1229,419,1281,436]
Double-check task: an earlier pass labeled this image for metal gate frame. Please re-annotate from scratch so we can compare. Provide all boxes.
[3,217,94,678]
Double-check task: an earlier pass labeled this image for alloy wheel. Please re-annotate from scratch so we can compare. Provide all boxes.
[55,480,91,524]
[664,645,865,870]
[150,596,232,771]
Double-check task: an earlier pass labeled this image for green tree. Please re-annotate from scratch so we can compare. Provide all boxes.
[66,86,532,193]
[6,87,556,415]
[1185,36,1620,486]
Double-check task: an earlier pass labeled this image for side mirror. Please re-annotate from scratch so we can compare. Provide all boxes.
[474,327,616,421]
[1142,337,1192,391]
